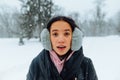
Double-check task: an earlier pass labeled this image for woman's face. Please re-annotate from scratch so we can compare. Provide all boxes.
[50,20,72,56]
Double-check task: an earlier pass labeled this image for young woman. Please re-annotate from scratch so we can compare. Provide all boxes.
[26,16,98,80]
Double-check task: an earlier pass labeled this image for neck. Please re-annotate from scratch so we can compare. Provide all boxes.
[57,49,72,61]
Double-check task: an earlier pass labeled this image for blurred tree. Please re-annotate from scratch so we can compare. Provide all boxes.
[106,18,116,35]
[0,7,18,37]
[90,0,106,36]
[68,12,81,27]
[116,11,120,34]
[19,0,53,42]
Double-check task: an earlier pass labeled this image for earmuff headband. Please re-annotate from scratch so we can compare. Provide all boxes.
[41,28,83,51]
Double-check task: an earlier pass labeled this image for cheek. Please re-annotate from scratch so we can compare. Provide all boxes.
[50,36,56,47]
[67,36,72,46]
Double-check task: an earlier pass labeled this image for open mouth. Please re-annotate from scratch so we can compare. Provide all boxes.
[57,46,66,50]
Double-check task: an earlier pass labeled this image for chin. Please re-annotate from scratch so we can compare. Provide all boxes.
[57,50,68,56]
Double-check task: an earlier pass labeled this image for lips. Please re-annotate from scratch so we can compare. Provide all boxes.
[57,46,66,49]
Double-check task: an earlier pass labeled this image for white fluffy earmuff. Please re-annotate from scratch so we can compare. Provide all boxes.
[40,28,83,51]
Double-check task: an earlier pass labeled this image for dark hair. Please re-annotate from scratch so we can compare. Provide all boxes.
[47,16,79,32]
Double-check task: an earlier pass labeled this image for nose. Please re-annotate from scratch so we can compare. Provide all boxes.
[58,35,65,43]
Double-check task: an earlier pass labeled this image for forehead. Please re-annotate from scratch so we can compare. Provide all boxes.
[50,21,72,31]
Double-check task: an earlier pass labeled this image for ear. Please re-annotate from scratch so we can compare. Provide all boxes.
[40,28,52,51]
[71,28,83,51]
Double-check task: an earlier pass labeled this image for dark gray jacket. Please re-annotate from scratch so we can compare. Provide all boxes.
[26,48,98,80]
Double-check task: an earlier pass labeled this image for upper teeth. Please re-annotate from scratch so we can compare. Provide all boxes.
[58,46,65,48]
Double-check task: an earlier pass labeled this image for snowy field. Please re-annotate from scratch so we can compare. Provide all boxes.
[0,36,120,80]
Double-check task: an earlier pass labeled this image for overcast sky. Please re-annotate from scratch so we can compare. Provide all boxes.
[0,0,120,18]
[53,0,120,18]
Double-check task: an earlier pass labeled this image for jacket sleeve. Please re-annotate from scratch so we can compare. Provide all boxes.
[86,58,98,80]
[26,58,38,80]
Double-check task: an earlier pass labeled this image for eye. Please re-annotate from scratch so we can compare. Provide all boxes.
[52,32,58,37]
[64,32,70,36]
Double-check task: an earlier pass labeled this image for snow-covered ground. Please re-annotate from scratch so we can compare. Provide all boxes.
[0,36,120,80]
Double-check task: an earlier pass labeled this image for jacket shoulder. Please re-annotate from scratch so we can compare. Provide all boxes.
[82,57,91,64]
[34,49,49,61]
[26,49,50,80]
[81,57,98,80]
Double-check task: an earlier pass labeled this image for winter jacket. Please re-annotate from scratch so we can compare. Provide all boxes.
[26,48,98,80]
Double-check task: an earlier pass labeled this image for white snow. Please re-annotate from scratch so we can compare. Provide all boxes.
[0,36,120,80]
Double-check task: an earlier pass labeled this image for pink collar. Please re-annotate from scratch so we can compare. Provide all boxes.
[49,50,74,73]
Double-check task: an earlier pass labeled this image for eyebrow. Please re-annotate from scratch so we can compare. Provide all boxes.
[52,29,71,32]
[51,29,58,32]
[64,29,71,31]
